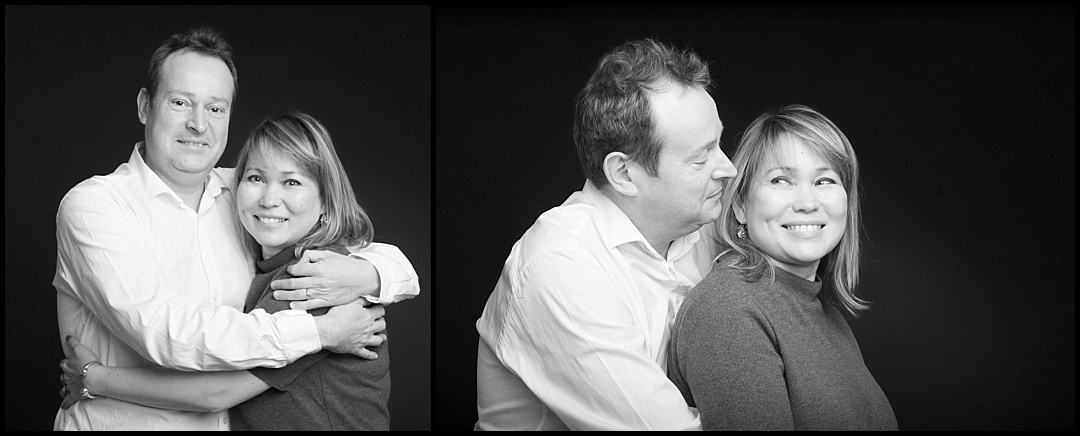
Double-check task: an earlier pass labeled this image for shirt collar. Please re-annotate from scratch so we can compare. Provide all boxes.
[130,142,231,204]
[579,180,701,260]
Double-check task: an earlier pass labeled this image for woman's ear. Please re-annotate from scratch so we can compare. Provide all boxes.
[603,152,638,197]
[733,196,747,224]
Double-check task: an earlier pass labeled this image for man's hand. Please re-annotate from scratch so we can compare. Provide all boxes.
[313,299,387,359]
[271,250,382,311]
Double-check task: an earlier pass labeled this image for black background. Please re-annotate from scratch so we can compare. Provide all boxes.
[5,5,430,431]
[436,6,1074,431]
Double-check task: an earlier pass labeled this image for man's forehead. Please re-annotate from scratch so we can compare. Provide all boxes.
[160,50,234,99]
[649,84,722,155]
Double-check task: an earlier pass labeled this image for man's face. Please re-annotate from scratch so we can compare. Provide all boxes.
[138,49,233,179]
[635,84,736,238]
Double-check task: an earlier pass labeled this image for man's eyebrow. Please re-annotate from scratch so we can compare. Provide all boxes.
[689,138,718,158]
[168,90,230,105]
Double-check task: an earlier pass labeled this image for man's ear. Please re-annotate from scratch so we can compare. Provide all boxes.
[137,88,150,125]
[603,152,638,197]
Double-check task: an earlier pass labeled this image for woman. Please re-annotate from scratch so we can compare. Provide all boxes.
[60,111,399,430]
[666,105,897,430]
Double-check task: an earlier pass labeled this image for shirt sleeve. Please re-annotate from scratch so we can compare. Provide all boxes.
[495,250,701,431]
[345,242,419,305]
[54,187,320,371]
[247,350,330,390]
[673,288,793,430]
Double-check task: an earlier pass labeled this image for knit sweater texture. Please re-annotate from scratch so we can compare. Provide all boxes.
[667,251,897,431]
[228,244,390,431]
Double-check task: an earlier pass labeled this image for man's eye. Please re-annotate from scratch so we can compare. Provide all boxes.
[172,100,189,108]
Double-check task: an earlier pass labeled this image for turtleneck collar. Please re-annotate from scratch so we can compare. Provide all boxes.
[256,244,299,274]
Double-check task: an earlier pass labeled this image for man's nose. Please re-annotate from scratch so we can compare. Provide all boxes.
[187,108,207,134]
[710,151,737,180]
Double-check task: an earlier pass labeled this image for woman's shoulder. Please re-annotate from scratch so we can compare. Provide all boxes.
[686,253,776,312]
[306,243,351,257]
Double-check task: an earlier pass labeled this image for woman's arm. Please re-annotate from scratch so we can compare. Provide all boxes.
[674,292,793,430]
[88,364,269,413]
[62,336,270,413]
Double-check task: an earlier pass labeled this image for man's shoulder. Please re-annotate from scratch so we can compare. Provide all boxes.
[212,166,236,179]
[514,201,606,264]
[58,164,139,215]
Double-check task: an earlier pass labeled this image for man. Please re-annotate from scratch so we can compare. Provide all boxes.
[53,28,418,430]
[475,39,737,430]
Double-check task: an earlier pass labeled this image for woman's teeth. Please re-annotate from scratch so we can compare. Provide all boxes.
[784,225,822,233]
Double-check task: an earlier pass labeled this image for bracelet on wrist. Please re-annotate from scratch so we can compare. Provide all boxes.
[79,360,101,378]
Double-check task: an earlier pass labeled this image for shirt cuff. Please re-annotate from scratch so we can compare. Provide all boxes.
[273,310,322,359]
[348,251,419,305]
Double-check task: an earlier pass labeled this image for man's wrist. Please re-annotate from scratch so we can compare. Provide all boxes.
[313,314,335,352]
[350,256,382,298]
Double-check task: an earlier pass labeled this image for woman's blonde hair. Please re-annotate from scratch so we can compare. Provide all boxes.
[717,104,868,317]
[234,111,373,259]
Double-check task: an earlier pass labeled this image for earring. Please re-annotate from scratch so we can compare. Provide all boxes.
[319,214,328,225]
[736,223,747,239]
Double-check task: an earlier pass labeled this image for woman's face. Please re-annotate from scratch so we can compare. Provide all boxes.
[735,136,848,280]
[237,148,323,259]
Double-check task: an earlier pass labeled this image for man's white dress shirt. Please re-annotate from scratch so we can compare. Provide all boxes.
[53,143,419,430]
[475,181,718,431]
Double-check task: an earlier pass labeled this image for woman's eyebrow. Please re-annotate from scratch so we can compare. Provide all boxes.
[764,166,835,172]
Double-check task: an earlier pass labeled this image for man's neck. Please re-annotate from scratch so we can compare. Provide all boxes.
[140,147,209,211]
[602,190,677,259]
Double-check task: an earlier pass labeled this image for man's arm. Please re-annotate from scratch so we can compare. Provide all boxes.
[270,243,420,311]
[492,250,700,430]
[54,187,319,371]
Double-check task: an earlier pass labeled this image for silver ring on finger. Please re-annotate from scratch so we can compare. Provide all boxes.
[306,289,311,299]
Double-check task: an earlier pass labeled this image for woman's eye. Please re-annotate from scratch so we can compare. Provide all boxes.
[770,176,791,185]
[286,179,301,186]
[246,175,263,183]
[817,177,837,185]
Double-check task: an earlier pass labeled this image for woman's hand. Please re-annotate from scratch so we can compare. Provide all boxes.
[271,250,380,311]
[60,335,101,409]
